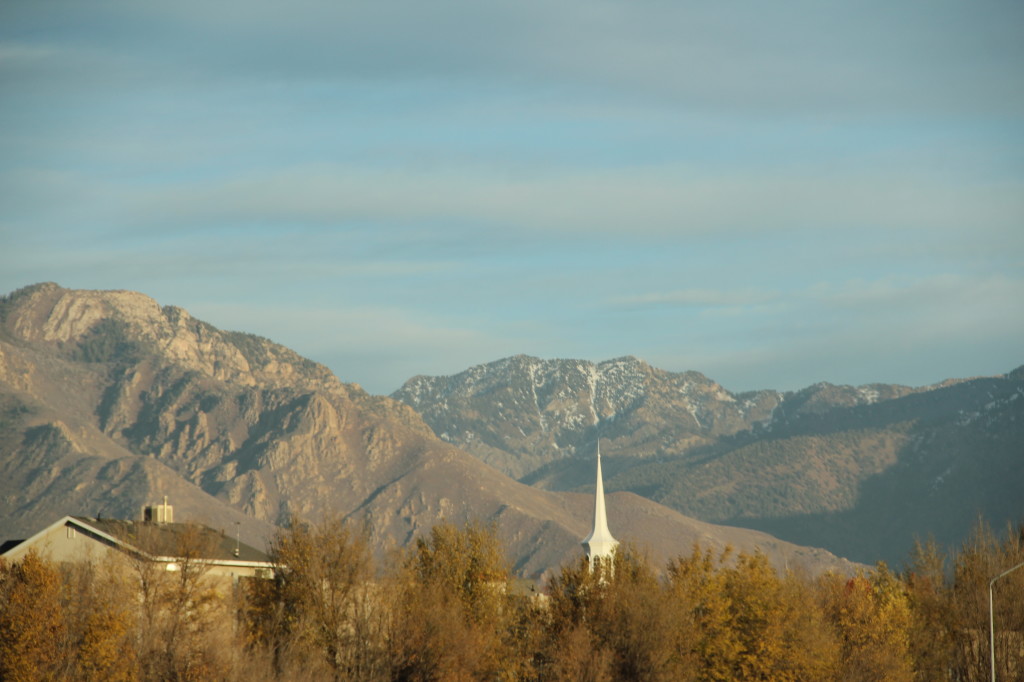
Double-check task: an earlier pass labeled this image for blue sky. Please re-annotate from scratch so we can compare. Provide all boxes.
[2,1,1022,395]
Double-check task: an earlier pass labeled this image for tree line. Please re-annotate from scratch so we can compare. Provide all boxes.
[1,517,1022,681]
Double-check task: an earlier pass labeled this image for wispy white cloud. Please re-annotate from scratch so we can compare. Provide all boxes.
[1,0,1021,394]
[8,162,1019,241]
[807,274,1024,314]
[5,1,1023,122]
[639,273,1024,391]
[188,301,526,392]
[607,288,780,309]
[0,43,56,62]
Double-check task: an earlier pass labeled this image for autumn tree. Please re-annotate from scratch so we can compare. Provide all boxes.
[19,514,1024,681]
[248,515,387,681]
[59,555,138,682]
[0,550,66,682]
[542,553,615,682]
[903,537,956,679]
[820,563,913,681]
[545,544,717,682]
[723,552,838,681]
[985,524,1024,682]
[597,545,687,682]
[122,521,229,681]
[666,546,741,681]
[945,520,1024,681]
[389,520,526,681]
[667,545,837,682]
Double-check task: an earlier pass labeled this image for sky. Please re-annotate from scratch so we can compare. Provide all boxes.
[1,1,1022,395]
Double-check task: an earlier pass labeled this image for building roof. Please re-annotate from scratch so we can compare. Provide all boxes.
[1,515,271,567]
[71,517,271,563]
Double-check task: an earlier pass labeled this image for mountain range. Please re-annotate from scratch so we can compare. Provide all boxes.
[393,354,1024,565]
[0,283,859,579]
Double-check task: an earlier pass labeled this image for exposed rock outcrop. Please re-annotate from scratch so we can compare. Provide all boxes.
[0,284,866,577]
[393,352,1024,565]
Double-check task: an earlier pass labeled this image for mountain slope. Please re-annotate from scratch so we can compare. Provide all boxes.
[393,355,789,479]
[0,284,857,577]
[392,355,1024,565]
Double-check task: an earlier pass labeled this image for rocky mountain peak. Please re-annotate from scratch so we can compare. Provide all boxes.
[4,282,159,344]
[391,354,783,479]
[393,351,1023,566]
[0,284,864,578]
[0,283,339,392]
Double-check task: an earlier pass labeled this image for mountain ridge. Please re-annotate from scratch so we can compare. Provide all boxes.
[0,283,859,578]
[391,353,1023,564]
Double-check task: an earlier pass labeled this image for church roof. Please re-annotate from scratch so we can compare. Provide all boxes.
[1,515,271,567]
[71,516,270,563]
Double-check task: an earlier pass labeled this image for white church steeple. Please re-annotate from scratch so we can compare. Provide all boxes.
[581,439,617,568]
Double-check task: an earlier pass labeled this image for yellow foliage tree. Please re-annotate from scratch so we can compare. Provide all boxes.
[256,515,386,680]
[390,520,524,681]
[669,546,837,682]
[542,554,615,681]
[667,546,742,681]
[599,545,688,682]
[122,522,228,681]
[60,556,138,682]
[820,562,914,682]
[724,552,838,681]
[948,520,1024,680]
[904,537,956,679]
[0,550,66,682]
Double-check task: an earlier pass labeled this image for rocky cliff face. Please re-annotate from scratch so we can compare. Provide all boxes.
[1,284,414,523]
[393,354,787,479]
[393,353,1024,565]
[391,354,927,481]
[3,283,317,387]
[0,284,860,577]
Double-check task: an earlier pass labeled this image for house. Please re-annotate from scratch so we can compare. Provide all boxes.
[0,500,274,582]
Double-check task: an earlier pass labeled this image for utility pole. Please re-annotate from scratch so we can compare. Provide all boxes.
[989,559,1024,682]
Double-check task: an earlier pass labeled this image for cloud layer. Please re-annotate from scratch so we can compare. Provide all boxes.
[1,1,1021,393]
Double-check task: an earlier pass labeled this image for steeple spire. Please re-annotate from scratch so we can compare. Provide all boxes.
[581,439,618,568]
